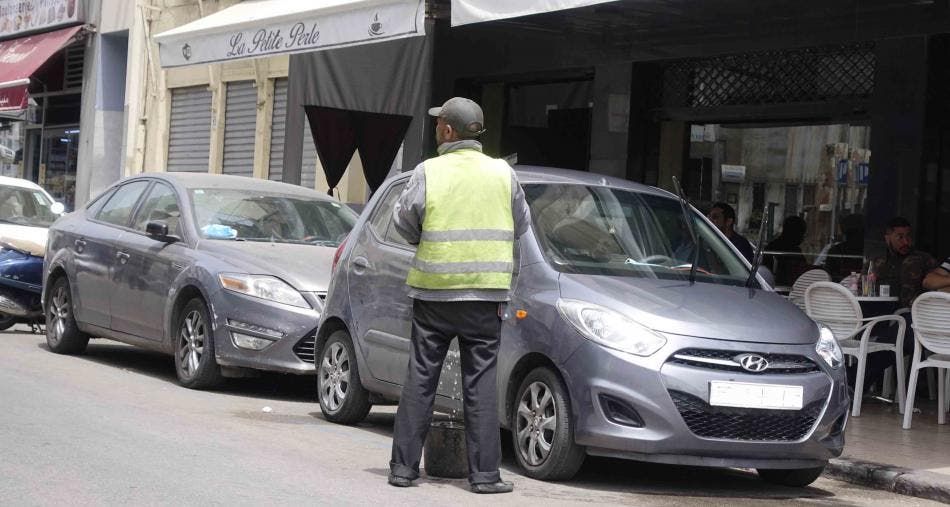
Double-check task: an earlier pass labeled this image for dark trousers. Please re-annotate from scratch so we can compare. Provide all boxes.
[390,299,502,485]
[847,313,915,393]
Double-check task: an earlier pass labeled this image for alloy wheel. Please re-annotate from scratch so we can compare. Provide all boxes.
[178,310,206,378]
[516,381,557,466]
[319,342,351,412]
[47,285,70,346]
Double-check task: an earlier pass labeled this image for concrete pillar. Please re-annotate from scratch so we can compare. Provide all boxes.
[589,64,631,179]
[867,37,928,254]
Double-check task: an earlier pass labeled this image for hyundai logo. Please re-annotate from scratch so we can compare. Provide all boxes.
[736,353,769,373]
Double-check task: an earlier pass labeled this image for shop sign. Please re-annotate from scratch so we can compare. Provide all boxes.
[721,164,746,182]
[0,0,82,39]
[156,0,425,68]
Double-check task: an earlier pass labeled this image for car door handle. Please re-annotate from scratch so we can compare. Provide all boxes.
[116,251,130,264]
[352,256,371,274]
[74,238,86,252]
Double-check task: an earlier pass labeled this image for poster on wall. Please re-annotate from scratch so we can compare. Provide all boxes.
[0,0,81,39]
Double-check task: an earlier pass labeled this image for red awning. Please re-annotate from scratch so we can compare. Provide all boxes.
[0,25,84,111]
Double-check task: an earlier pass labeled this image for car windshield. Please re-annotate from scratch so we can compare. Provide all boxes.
[524,183,756,287]
[190,188,357,246]
[0,184,58,228]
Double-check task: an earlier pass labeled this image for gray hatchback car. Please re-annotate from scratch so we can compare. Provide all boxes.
[316,167,848,486]
[43,173,356,388]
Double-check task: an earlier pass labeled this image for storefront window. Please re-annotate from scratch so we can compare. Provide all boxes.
[683,123,871,285]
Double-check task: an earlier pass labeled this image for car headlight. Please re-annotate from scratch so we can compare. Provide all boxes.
[815,325,843,369]
[556,299,666,357]
[218,273,310,309]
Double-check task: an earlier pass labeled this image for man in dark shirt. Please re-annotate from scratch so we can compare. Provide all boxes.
[858,217,937,395]
[872,217,937,308]
[708,202,754,262]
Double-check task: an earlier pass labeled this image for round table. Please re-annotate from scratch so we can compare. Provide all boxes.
[857,296,900,317]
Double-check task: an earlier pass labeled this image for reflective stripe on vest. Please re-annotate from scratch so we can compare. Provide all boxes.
[406,149,515,290]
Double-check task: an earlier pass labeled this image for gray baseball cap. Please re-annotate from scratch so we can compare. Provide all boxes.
[428,97,486,138]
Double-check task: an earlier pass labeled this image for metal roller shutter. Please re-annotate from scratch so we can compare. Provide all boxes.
[268,79,288,182]
[301,119,318,190]
[222,81,257,177]
[168,86,212,172]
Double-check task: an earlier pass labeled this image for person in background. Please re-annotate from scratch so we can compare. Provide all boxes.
[824,214,866,282]
[923,255,950,293]
[708,202,754,263]
[764,215,807,287]
[872,217,937,308]
[854,217,937,395]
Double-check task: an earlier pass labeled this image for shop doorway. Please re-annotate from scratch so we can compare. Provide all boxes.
[25,126,79,210]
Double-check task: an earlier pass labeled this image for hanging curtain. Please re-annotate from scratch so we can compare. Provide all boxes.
[305,106,358,195]
[354,111,413,191]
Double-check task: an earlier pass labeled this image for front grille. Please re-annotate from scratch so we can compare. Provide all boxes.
[670,390,822,442]
[293,335,316,364]
[668,348,820,374]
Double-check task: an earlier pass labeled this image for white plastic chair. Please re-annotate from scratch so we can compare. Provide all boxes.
[805,281,906,417]
[902,291,950,429]
[788,269,831,310]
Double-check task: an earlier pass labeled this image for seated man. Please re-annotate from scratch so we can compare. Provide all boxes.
[708,202,754,263]
[856,217,938,394]
[923,255,950,293]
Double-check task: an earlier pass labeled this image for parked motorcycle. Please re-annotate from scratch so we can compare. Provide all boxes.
[0,241,44,331]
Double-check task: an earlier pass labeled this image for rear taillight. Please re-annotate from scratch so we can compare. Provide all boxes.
[332,236,348,272]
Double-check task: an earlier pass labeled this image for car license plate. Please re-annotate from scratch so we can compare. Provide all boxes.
[708,381,803,410]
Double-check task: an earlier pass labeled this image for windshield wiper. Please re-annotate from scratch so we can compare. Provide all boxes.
[671,177,700,285]
[745,210,770,288]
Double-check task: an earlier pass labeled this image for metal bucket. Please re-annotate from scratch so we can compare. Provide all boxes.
[424,421,468,478]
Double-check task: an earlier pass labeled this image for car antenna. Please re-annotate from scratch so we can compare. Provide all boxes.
[671,176,699,285]
[745,209,770,288]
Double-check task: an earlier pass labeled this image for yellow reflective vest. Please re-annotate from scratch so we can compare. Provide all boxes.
[406,149,515,290]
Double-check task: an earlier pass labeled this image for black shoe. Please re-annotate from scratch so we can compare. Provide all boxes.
[471,481,514,494]
[388,474,412,488]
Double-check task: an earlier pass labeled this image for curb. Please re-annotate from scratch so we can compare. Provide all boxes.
[826,458,950,504]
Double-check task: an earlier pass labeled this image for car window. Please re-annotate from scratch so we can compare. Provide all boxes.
[0,184,58,228]
[132,183,181,237]
[189,188,356,246]
[524,183,755,287]
[368,182,410,246]
[95,181,150,227]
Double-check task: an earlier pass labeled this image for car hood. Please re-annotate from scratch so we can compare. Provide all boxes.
[558,273,818,345]
[199,240,337,292]
[0,224,48,256]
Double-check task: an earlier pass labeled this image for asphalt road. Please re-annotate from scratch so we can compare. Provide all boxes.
[0,327,939,506]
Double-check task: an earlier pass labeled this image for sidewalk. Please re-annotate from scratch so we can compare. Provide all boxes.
[826,396,950,503]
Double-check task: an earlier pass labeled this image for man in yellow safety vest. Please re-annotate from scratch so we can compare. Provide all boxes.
[388,97,531,494]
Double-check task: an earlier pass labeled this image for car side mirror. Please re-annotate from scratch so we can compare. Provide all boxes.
[50,202,65,215]
[146,221,177,243]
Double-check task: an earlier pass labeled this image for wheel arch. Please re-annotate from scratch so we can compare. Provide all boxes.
[504,352,565,427]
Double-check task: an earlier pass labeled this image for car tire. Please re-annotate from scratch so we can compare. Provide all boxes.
[757,466,826,487]
[174,298,223,389]
[45,277,89,355]
[0,313,15,331]
[511,366,585,481]
[317,330,371,424]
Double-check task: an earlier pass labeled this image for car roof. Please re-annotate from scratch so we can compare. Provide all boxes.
[126,172,335,200]
[389,164,677,200]
[0,175,44,191]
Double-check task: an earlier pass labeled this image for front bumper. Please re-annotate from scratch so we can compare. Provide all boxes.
[561,333,849,469]
[209,289,323,374]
